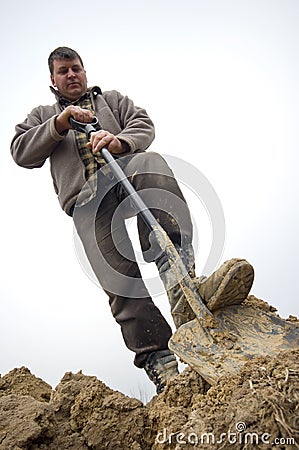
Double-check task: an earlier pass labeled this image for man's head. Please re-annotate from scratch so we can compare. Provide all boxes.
[48,46,88,101]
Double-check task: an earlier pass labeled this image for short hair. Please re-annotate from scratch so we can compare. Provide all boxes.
[48,46,84,75]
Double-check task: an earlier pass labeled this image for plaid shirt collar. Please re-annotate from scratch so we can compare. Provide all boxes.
[49,85,102,105]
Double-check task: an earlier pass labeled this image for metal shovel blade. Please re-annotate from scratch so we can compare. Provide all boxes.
[153,226,299,384]
[169,302,299,385]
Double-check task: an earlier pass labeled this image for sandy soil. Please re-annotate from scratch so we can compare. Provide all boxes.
[0,296,298,449]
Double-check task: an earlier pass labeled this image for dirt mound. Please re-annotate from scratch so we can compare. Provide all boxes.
[0,297,298,449]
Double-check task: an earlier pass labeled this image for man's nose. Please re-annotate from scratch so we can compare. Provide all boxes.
[67,69,76,77]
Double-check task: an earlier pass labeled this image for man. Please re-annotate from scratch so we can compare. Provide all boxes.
[11,47,254,393]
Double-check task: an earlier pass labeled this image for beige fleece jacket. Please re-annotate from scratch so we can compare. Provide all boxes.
[11,87,155,215]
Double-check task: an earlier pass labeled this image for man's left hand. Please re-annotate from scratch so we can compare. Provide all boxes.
[87,130,128,155]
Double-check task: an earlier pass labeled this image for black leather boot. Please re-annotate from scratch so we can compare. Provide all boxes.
[144,349,179,393]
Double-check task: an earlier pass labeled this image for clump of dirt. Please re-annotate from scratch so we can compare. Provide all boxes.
[0,366,52,402]
[0,296,298,449]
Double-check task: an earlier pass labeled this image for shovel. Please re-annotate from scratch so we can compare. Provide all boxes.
[70,116,299,385]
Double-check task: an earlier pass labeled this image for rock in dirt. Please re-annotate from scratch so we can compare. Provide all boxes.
[0,296,298,449]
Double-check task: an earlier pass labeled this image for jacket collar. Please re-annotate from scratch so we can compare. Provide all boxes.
[49,85,102,105]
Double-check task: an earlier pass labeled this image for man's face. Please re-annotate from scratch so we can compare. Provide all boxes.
[50,57,88,101]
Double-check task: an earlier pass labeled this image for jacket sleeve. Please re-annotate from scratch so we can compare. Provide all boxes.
[10,106,68,169]
[107,91,155,152]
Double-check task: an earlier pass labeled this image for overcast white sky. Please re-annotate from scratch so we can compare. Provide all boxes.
[1,0,298,399]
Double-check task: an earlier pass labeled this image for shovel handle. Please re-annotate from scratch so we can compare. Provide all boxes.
[69,116,99,139]
[69,116,163,233]
[70,115,213,321]
[103,149,165,232]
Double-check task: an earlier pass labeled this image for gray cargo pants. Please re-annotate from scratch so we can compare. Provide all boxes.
[73,151,193,367]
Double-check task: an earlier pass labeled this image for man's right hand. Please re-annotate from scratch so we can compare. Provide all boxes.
[55,106,94,134]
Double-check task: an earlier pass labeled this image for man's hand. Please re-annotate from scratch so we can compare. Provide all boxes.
[87,130,129,155]
[55,106,94,134]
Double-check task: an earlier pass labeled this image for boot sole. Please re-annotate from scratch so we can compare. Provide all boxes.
[206,260,254,312]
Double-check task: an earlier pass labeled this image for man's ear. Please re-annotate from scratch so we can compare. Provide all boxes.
[50,75,56,87]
